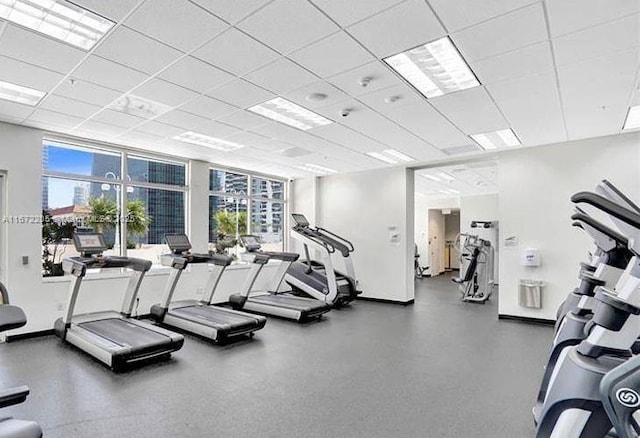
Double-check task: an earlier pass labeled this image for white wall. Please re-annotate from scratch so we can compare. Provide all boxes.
[460,194,499,234]
[316,167,414,303]
[289,176,318,256]
[498,132,640,320]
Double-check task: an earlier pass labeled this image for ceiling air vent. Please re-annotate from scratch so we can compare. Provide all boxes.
[440,144,482,156]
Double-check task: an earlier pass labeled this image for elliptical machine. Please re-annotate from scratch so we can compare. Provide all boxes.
[452,233,494,303]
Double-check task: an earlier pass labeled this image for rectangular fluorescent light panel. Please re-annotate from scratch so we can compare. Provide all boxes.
[0,79,45,105]
[470,129,521,150]
[421,174,440,182]
[248,97,333,131]
[109,95,173,119]
[367,149,415,165]
[173,131,244,152]
[623,105,640,130]
[384,36,480,99]
[0,0,115,50]
[298,163,337,175]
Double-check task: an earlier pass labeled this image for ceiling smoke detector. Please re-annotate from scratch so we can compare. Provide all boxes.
[305,93,328,102]
[358,76,373,88]
[384,95,401,104]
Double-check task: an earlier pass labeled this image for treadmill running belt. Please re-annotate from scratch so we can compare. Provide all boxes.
[250,294,327,311]
[79,319,171,349]
[171,306,260,329]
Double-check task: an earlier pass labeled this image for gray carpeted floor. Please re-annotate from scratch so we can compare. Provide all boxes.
[0,273,553,437]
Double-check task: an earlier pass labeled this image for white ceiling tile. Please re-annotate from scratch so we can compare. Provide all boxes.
[180,96,238,119]
[472,41,555,84]
[430,87,507,133]
[347,0,445,58]
[558,48,638,139]
[310,0,405,27]
[381,102,473,149]
[125,0,227,52]
[250,121,306,139]
[53,79,122,106]
[357,83,425,111]
[553,14,640,67]
[28,109,84,130]
[0,55,64,91]
[452,3,547,61]
[206,79,275,108]
[283,81,350,110]
[38,95,101,119]
[184,120,242,139]
[134,121,186,138]
[244,58,318,94]
[311,124,386,153]
[158,56,235,93]
[0,114,28,125]
[224,131,271,148]
[216,110,270,130]
[0,24,85,74]
[190,0,273,24]
[327,61,404,96]
[68,0,140,21]
[0,100,33,120]
[72,55,148,92]
[289,31,375,78]
[114,130,163,145]
[547,0,640,37]
[428,0,536,32]
[238,0,339,54]
[71,120,128,137]
[193,28,280,76]
[156,109,212,130]
[90,109,145,128]
[94,26,182,75]
[131,78,199,108]
[487,72,566,146]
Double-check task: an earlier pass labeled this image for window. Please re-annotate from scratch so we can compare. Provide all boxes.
[209,170,286,253]
[42,140,187,276]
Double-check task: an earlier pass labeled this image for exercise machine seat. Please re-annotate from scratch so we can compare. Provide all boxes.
[452,248,480,284]
[0,417,42,438]
[0,306,26,333]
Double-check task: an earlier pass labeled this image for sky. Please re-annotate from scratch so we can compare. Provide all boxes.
[46,145,95,209]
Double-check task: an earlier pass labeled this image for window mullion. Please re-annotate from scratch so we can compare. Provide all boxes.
[121,151,128,257]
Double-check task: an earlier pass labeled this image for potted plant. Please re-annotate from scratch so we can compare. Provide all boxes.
[42,210,76,277]
[212,210,247,256]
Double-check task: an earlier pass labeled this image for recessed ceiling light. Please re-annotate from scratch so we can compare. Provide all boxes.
[367,149,415,164]
[248,97,333,131]
[623,105,640,130]
[297,163,337,175]
[421,174,441,182]
[109,94,173,119]
[437,172,455,181]
[384,36,480,99]
[0,0,115,50]
[173,131,244,152]
[0,79,45,106]
[470,128,521,150]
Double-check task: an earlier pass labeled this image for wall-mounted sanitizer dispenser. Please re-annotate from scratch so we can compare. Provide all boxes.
[522,248,540,267]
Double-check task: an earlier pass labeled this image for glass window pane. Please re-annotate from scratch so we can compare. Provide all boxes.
[127,155,186,187]
[250,200,284,252]
[126,187,185,265]
[251,177,285,200]
[209,169,248,194]
[209,195,248,254]
[43,141,121,178]
[42,177,121,276]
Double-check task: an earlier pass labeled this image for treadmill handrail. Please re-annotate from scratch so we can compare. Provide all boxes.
[63,255,152,276]
[296,229,335,253]
[571,212,628,247]
[571,192,640,230]
[316,227,355,253]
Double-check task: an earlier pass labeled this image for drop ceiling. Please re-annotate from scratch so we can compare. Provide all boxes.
[415,160,498,199]
[0,0,638,179]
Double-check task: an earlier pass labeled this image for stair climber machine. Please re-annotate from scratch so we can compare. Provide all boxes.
[452,233,494,303]
[285,213,361,307]
[0,282,42,438]
[150,234,267,344]
[535,185,640,437]
[54,233,184,372]
[229,235,332,322]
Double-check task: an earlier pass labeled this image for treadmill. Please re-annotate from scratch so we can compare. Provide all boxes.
[54,233,184,372]
[228,236,331,322]
[150,234,268,343]
[285,213,361,307]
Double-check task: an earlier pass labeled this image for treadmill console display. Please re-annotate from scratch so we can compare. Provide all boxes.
[240,235,261,252]
[73,233,107,256]
[291,213,310,228]
[165,234,192,253]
